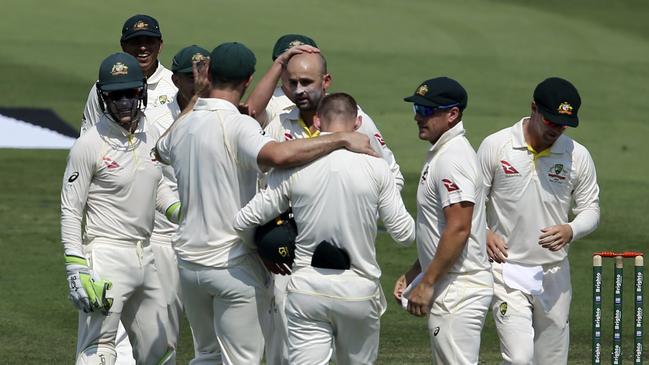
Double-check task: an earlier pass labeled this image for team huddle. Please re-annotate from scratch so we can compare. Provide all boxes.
[60,14,601,365]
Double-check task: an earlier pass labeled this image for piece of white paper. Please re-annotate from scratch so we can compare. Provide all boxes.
[400,272,424,309]
[502,262,544,295]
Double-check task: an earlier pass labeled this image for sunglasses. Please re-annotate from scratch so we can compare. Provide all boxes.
[413,103,459,117]
[103,88,143,100]
[542,117,567,130]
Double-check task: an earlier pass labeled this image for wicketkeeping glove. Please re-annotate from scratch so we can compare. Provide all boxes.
[65,255,113,315]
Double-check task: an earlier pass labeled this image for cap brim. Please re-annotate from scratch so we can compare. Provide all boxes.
[171,66,193,74]
[99,80,144,91]
[403,94,441,107]
[121,30,162,42]
[538,106,579,127]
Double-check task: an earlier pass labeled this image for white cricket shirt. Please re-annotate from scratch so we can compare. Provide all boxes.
[265,106,405,190]
[156,98,273,267]
[146,98,182,237]
[81,62,177,134]
[234,145,415,281]
[477,118,600,265]
[60,113,177,256]
[416,122,490,274]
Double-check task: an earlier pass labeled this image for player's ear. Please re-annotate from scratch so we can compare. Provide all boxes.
[322,73,332,90]
[244,74,254,88]
[447,107,460,124]
[171,73,179,88]
[313,115,322,130]
[353,115,362,131]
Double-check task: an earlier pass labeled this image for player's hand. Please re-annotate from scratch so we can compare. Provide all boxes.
[275,45,320,67]
[538,224,573,251]
[261,257,292,276]
[192,58,211,98]
[340,132,379,157]
[238,103,257,118]
[486,229,508,263]
[393,275,407,303]
[65,255,113,315]
[406,281,434,317]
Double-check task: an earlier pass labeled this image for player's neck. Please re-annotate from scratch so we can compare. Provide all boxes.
[523,118,551,152]
[299,110,316,126]
[209,89,242,107]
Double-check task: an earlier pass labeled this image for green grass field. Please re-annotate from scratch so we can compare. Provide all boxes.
[1,0,648,363]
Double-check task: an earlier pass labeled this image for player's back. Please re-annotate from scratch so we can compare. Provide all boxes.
[287,149,393,280]
[161,98,267,267]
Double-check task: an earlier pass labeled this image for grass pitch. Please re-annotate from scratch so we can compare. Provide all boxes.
[1,0,648,363]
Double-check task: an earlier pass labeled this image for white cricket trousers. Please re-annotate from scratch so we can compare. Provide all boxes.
[285,268,383,365]
[265,274,291,365]
[150,232,183,346]
[428,269,493,365]
[491,259,571,365]
[178,254,272,365]
[76,239,174,365]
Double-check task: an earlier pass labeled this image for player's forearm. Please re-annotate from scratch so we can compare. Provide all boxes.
[258,134,345,168]
[569,205,600,242]
[60,212,84,258]
[245,61,283,125]
[421,226,470,286]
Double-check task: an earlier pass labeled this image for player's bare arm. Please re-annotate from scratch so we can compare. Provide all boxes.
[393,259,422,303]
[486,229,508,263]
[257,131,378,169]
[245,45,319,125]
[538,224,573,251]
[407,201,474,317]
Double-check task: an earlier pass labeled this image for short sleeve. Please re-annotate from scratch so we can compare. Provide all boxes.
[431,153,477,208]
[234,115,274,171]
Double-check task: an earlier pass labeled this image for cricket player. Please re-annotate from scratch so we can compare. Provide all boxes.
[234,92,415,365]
[394,77,493,364]
[81,14,177,134]
[61,52,178,365]
[478,77,600,364]
[155,42,376,364]
[144,44,212,355]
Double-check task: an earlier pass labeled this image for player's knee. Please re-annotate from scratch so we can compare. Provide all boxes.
[76,345,117,365]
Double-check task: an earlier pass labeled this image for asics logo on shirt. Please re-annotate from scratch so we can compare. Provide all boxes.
[284,132,294,141]
[500,160,520,175]
[102,156,120,169]
[442,179,460,192]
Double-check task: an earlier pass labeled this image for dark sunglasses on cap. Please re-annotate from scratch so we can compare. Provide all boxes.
[542,117,567,130]
[413,103,459,117]
[103,88,143,100]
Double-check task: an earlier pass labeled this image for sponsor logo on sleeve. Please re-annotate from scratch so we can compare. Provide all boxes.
[374,133,386,146]
[67,172,79,183]
[442,178,460,192]
[500,160,520,176]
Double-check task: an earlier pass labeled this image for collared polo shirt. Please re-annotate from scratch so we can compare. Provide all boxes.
[156,98,273,267]
[234,140,415,281]
[416,122,490,274]
[61,113,176,255]
[477,118,600,265]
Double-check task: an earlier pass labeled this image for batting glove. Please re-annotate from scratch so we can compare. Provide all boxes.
[65,255,113,315]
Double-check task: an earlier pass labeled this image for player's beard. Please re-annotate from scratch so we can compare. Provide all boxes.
[294,88,324,113]
[108,97,140,133]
